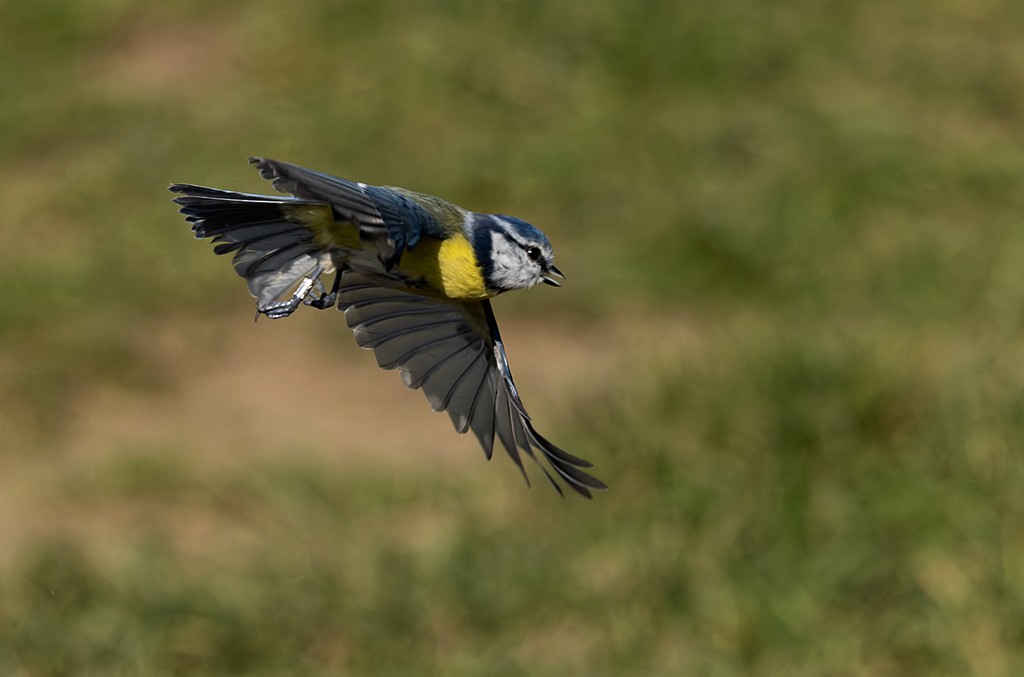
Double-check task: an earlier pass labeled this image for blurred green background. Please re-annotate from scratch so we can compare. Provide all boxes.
[2,0,1024,673]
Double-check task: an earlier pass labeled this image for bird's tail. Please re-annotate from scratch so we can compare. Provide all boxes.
[170,183,336,317]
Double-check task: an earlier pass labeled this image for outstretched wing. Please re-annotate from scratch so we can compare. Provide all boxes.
[249,157,445,269]
[338,272,605,498]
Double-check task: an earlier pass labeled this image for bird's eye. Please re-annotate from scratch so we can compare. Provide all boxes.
[526,246,542,261]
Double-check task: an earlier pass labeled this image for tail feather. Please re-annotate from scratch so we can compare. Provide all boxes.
[170,183,331,310]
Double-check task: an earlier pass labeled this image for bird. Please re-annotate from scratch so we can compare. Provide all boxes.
[169,157,605,498]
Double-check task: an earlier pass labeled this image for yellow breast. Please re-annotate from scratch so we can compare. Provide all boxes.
[399,234,491,300]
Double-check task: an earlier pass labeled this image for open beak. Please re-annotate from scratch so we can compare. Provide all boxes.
[541,265,565,287]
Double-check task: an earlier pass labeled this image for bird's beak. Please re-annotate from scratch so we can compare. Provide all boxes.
[541,265,565,287]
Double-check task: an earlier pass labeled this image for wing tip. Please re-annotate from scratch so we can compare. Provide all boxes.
[524,421,605,498]
[501,428,605,499]
[249,156,276,181]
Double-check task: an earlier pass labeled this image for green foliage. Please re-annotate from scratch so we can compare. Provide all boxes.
[2,0,1024,673]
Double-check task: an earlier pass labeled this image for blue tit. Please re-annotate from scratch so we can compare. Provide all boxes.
[170,157,605,498]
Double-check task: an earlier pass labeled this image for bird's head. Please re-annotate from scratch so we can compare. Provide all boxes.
[472,214,564,293]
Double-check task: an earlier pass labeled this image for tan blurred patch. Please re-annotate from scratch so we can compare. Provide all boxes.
[55,302,697,468]
[0,303,698,559]
[64,310,463,471]
[85,17,240,99]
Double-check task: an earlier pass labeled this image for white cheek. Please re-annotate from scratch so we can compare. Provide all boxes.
[489,231,539,290]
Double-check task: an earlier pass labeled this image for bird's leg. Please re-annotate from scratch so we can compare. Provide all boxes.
[258,266,327,319]
[307,270,341,310]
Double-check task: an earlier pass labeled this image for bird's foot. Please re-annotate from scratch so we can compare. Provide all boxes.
[257,268,337,319]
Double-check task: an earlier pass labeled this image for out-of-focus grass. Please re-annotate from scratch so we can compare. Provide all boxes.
[3,0,1024,673]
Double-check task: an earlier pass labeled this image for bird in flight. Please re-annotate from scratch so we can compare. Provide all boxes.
[170,157,605,497]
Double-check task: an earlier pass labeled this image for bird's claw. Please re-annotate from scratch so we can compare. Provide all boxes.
[256,268,338,319]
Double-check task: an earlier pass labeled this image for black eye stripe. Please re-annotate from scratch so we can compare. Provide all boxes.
[492,222,544,262]
[497,231,535,254]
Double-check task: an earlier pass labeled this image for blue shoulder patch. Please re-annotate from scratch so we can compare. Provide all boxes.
[362,185,442,252]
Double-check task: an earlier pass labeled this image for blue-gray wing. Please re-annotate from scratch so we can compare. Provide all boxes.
[249,157,443,268]
[337,272,605,498]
